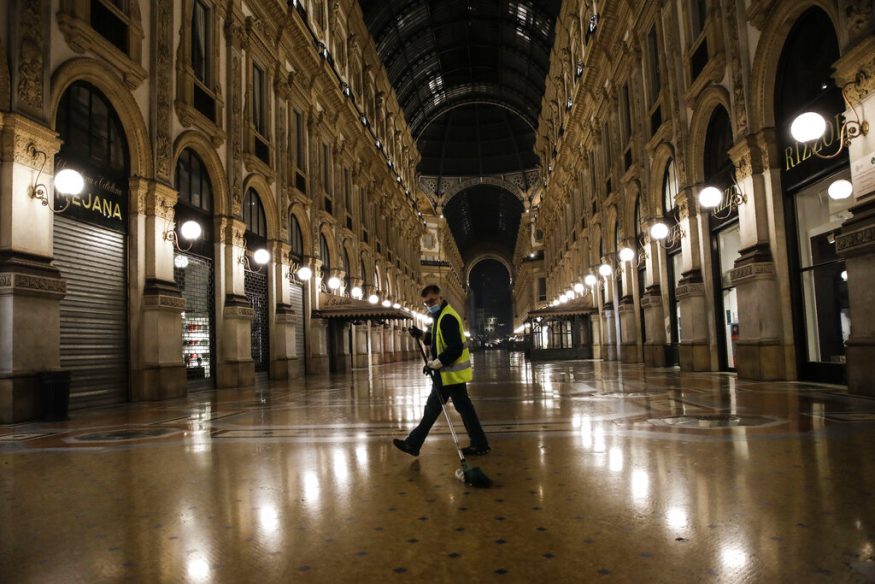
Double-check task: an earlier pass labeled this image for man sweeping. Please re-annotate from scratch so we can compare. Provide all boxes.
[393,284,491,457]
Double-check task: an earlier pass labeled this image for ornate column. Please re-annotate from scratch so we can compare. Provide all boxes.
[618,252,639,363]
[0,117,66,422]
[676,193,711,371]
[370,316,384,364]
[128,178,186,400]
[728,134,792,379]
[308,257,329,374]
[642,236,667,366]
[215,217,255,387]
[835,26,875,396]
[270,240,299,380]
[382,323,396,363]
[600,267,617,361]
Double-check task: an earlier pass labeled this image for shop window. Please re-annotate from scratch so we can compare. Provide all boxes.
[243,189,267,239]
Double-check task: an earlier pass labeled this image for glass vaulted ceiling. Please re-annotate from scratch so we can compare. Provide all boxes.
[358,0,561,177]
[358,0,560,260]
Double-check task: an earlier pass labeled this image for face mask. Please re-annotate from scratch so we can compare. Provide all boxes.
[427,303,442,315]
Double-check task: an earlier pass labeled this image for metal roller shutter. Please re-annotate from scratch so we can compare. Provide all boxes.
[53,216,128,407]
[245,269,269,372]
[289,283,306,369]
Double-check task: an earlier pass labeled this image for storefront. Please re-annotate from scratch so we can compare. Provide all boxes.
[776,7,850,384]
[289,214,307,376]
[243,188,270,374]
[53,81,130,407]
[173,148,216,388]
[526,306,594,361]
[661,160,681,366]
[703,107,741,371]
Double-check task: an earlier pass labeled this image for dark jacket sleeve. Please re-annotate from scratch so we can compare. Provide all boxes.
[436,312,464,365]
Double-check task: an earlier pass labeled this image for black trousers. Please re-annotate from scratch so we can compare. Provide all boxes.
[407,380,489,450]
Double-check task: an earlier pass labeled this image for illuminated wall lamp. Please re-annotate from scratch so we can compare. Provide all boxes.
[368,293,380,304]
[698,184,747,220]
[584,274,598,287]
[650,221,684,249]
[239,239,270,272]
[165,219,202,254]
[790,82,869,159]
[327,276,342,290]
[573,282,585,294]
[350,285,363,299]
[618,247,636,263]
[26,144,85,213]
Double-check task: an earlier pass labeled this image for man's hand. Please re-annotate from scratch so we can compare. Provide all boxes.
[408,326,424,339]
[427,359,443,370]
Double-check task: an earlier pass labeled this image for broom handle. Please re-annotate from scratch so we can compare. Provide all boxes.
[416,338,466,463]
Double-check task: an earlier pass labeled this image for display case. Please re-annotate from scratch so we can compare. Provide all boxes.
[182,315,211,379]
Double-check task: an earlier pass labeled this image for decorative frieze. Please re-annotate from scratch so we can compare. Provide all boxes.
[143,294,186,310]
[0,272,67,298]
[836,225,875,256]
[730,261,775,283]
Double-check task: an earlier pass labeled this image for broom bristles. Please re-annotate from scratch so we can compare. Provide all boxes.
[463,466,493,488]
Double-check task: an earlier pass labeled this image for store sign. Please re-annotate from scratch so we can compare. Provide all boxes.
[784,113,846,172]
[55,159,127,233]
[709,184,744,217]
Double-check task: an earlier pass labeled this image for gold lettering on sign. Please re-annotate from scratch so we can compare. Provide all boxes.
[71,192,124,221]
[784,113,844,171]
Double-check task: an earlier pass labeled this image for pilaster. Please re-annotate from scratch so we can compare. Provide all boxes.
[0,115,66,422]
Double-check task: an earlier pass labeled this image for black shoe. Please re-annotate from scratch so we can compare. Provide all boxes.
[461,445,491,456]
[393,438,420,457]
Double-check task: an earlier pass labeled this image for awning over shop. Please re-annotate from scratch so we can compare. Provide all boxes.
[526,302,597,319]
[313,294,414,321]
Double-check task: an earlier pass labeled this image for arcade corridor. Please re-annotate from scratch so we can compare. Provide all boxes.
[2,353,875,583]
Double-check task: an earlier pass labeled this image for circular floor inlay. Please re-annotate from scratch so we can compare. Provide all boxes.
[651,414,778,428]
[71,428,176,442]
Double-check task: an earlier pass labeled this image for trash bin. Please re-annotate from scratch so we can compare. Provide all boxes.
[39,371,72,421]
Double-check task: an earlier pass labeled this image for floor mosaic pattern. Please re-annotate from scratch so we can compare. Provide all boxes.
[2,351,875,582]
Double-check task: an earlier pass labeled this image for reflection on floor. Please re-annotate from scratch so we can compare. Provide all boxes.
[3,351,875,582]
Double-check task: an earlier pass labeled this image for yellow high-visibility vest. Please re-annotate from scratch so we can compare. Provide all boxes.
[435,304,473,385]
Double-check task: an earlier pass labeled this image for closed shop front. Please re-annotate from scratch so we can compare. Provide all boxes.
[53,81,130,406]
[243,189,270,373]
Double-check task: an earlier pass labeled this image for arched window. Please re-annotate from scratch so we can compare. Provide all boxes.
[175,149,212,212]
[56,81,129,177]
[243,188,267,238]
[360,259,368,286]
[319,233,331,278]
[374,267,381,292]
[704,107,734,189]
[662,159,678,215]
[634,196,642,238]
[289,214,304,260]
[342,248,351,288]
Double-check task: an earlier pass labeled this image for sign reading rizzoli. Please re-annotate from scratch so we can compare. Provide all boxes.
[55,158,128,233]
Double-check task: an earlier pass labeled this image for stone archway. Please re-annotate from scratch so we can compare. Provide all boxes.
[464,252,514,288]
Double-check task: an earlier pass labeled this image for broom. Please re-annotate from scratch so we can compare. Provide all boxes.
[416,339,492,489]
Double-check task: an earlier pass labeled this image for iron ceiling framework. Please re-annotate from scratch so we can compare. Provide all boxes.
[359,0,560,259]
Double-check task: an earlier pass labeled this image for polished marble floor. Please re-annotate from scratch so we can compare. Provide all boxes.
[2,351,875,583]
